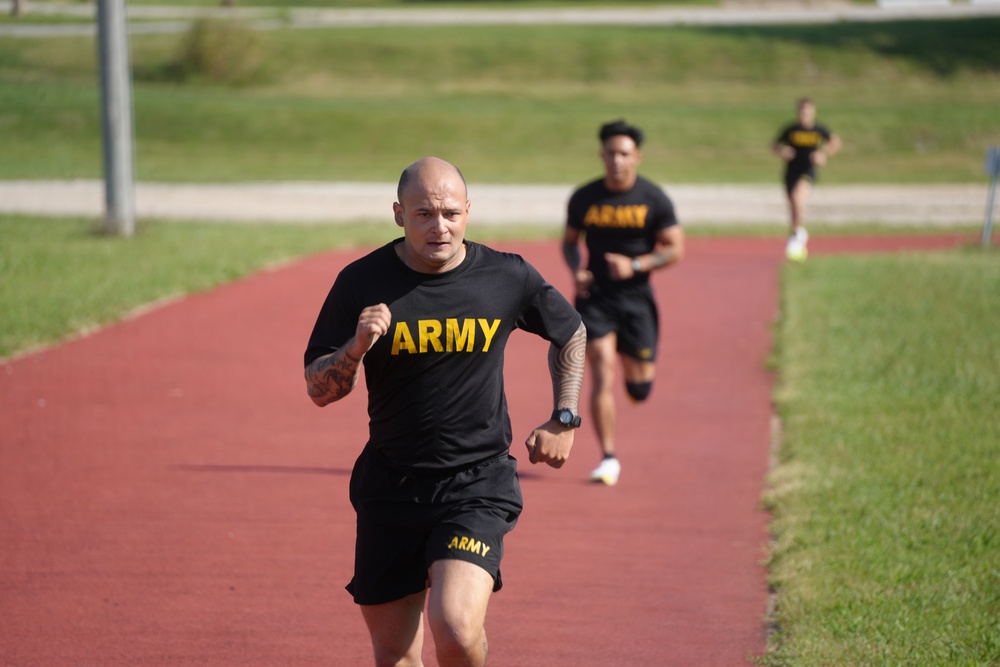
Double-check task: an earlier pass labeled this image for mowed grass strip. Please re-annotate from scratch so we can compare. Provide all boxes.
[766,248,1000,666]
[1,19,998,182]
[0,215,555,359]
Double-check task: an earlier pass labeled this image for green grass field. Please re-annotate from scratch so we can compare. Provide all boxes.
[1,19,998,183]
[767,250,1000,666]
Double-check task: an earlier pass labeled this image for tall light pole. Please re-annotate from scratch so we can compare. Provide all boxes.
[96,0,136,237]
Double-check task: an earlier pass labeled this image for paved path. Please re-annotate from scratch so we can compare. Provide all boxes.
[0,180,989,226]
[3,0,999,37]
[0,232,974,666]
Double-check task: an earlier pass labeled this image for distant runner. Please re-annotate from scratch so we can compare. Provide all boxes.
[772,97,842,261]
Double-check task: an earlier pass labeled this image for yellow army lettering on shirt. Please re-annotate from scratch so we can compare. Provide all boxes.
[583,204,649,229]
[447,535,492,558]
[788,130,823,148]
[390,318,502,355]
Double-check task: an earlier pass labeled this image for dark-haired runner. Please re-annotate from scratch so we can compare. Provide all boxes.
[304,157,586,667]
[562,120,685,486]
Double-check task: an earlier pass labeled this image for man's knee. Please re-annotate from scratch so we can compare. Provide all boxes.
[430,618,487,666]
[625,381,653,403]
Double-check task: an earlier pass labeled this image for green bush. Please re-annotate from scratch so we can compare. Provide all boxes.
[170,18,266,85]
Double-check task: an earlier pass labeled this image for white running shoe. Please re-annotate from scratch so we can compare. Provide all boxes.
[589,457,621,486]
[795,226,809,245]
[786,236,808,262]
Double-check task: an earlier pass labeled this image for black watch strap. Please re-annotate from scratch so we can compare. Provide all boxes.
[551,408,582,428]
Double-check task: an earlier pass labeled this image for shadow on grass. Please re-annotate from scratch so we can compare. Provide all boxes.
[699,18,1000,77]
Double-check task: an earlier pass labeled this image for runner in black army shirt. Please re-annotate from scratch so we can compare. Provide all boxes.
[563,120,685,486]
[772,97,841,260]
[304,157,586,667]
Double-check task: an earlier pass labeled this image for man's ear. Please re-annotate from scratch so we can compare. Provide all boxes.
[392,202,404,228]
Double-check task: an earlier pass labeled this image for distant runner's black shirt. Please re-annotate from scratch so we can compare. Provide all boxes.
[774,122,833,173]
[567,175,678,287]
[304,240,581,471]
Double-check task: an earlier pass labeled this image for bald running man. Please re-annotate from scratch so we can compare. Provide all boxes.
[305,157,586,666]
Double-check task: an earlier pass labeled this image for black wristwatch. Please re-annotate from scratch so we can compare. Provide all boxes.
[551,408,582,428]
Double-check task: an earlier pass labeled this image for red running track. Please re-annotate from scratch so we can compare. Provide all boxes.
[0,233,973,666]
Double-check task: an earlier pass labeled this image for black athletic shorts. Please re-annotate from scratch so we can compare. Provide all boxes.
[576,282,659,362]
[346,446,523,606]
[784,164,817,195]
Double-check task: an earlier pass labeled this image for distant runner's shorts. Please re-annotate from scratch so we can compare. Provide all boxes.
[346,446,523,606]
[576,282,659,362]
[784,164,817,195]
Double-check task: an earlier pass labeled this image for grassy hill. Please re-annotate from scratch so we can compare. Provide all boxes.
[1,17,998,183]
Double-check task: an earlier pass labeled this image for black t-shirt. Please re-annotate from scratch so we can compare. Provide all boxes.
[304,240,582,471]
[566,175,678,287]
[775,122,833,173]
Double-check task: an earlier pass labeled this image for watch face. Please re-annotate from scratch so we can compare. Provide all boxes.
[552,409,580,427]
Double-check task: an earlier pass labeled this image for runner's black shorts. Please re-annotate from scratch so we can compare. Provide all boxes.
[575,281,659,362]
[346,446,523,606]
[784,164,817,195]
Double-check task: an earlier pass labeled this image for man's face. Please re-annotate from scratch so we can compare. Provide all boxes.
[797,102,816,127]
[600,135,641,191]
[393,172,470,274]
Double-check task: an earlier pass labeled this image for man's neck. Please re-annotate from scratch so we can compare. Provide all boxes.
[605,174,638,193]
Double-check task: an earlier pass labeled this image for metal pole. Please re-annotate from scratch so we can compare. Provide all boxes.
[96,0,136,237]
[983,171,998,249]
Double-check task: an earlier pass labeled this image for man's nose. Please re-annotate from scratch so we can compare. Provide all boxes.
[430,214,449,231]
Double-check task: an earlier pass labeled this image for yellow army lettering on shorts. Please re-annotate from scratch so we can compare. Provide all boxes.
[447,535,492,558]
[390,318,501,355]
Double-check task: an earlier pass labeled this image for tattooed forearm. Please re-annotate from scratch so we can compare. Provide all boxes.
[305,347,363,407]
[549,322,586,410]
[633,247,677,273]
[649,247,676,269]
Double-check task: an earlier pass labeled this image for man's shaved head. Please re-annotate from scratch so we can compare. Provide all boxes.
[397,157,468,203]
